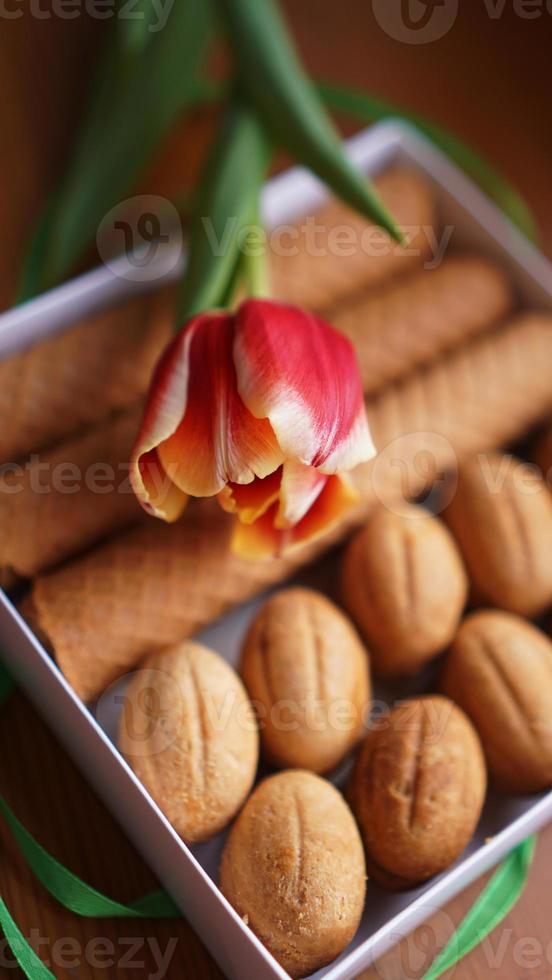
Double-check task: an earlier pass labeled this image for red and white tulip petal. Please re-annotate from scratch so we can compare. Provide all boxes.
[130,314,205,512]
[218,468,282,524]
[317,406,376,475]
[230,473,359,560]
[275,460,328,529]
[135,450,189,522]
[234,299,374,472]
[156,314,283,499]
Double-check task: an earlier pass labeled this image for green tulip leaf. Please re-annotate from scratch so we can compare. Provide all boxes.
[318,81,538,244]
[214,0,402,243]
[16,0,214,302]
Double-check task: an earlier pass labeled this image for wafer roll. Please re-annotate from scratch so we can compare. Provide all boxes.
[1,251,513,580]
[269,168,437,309]
[0,290,173,464]
[332,254,514,393]
[0,406,145,580]
[361,313,552,504]
[26,312,552,701]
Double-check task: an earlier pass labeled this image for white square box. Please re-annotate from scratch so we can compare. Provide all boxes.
[1,120,552,980]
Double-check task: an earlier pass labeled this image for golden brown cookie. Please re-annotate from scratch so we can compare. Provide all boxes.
[341,504,468,677]
[240,588,370,773]
[119,641,258,843]
[220,770,365,979]
[441,610,552,793]
[349,696,486,889]
[442,453,552,617]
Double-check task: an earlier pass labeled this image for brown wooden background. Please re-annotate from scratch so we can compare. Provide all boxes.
[0,2,551,978]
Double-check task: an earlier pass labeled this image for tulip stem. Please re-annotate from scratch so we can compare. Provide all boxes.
[242,247,270,300]
[177,97,271,323]
[240,190,271,300]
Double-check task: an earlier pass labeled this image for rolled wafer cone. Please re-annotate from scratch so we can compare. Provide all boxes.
[269,168,437,310]
[331,254,514,393]
[0,290,173,464]
[26,311,552,702]
[0,405,146,581]
[1,250,512,581]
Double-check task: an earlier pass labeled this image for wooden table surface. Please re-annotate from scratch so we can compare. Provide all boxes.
[0,3,551,978]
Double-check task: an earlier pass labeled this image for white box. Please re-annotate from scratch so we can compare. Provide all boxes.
[1,121,552,980]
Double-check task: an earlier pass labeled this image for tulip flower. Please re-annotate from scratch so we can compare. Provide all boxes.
[130,299,375,558]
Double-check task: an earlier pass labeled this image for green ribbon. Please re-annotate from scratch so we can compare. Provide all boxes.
[422,835,536,979]
[0,898,55,980]
[0,795,178,920]
[0,663,537,980]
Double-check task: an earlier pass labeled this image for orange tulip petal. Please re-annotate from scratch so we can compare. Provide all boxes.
[285,474,359,551]
[137,450,188,522]
[231,474,358,559]
[130,311,213,516]
[218,468,282,524]
[230,503,282,560]
[157,314,283,498]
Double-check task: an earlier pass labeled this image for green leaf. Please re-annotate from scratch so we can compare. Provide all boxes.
[318,81,538,244]
[177,99,271,322]
[150,77,539,244]
[118,0,160,55]
[213,0,402,243]
[16,0,214,302]
[423,836,536,979]
[15,196,60,304]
